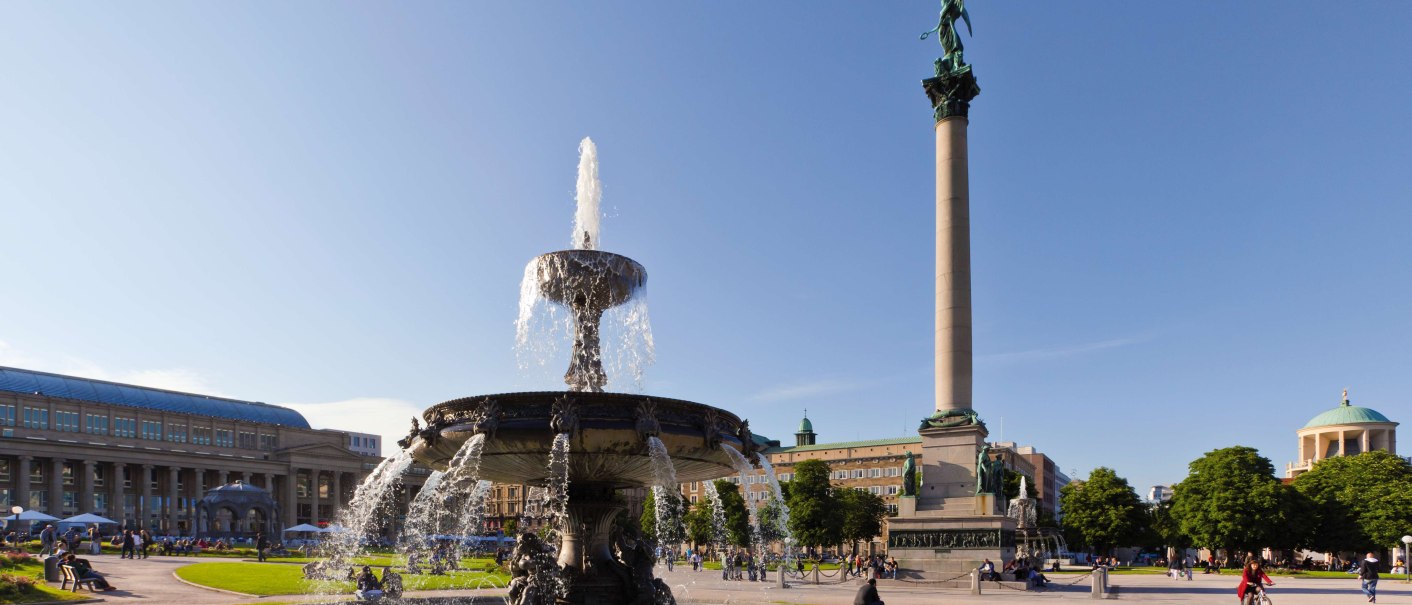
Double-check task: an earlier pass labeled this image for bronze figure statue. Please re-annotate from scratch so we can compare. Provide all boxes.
[921,0,973,75]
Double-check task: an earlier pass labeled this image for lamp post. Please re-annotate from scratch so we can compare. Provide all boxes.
[1401,535,1411,583]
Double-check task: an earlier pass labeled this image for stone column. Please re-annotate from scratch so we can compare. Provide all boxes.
[923,64,980,414]
[283,471,298,526]
[311,470,322,525]
[218,470,229,486]
[263,473,274,492]
[80,460,95,514]
[109,462,124,523]
[332,471,343,515]
[139,464,153,530]
[167,467,180,534]
[48,458,64,515]
[15,456,31,512]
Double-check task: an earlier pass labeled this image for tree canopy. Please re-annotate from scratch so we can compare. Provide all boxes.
[1169,446,1307,554]
[1057,467,1146,554]
[1293,450,1412,553]
[785,459,841,550]
[836,487,887,554]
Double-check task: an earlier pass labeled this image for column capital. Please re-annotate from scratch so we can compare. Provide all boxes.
[142,464,154,470]
[82,459,97,467]
[19,454,33,461]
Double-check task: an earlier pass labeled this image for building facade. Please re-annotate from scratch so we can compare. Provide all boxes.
[0,366,371,535]
[1285,392,1400,478]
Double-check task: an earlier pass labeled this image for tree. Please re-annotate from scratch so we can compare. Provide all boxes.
[1294,450,1412,553]
[1169,446,1307,555]
[836,488,887,555]
[1057,467,1146,554]
[756,497,788,545]
[712,480,752,548]
[641,488,686,545]
[502,518,518,537]
[786,459,840,551]
[683,499,718,550]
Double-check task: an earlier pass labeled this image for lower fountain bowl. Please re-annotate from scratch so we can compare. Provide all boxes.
[406,391,752,488]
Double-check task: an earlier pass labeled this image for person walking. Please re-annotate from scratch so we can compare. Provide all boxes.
[120,530,134,559]
[1358,552,1380,603]
[256,533,269,562]
[139,530,151,559]
[88,525,101,555]
[38,524,57,556]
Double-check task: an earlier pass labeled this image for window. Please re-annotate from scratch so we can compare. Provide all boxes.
[886,467,901,477]
[0,405,13,426]
[868,468,881,478]
[0,460,8,481]
[869,486,881,495]
[886,485,899,495]
[690,495,698,504]
[238,431,256,449]
[93,493,106,511]
[92,465,105,488]
[122,467,132,488]
[62,462,74,485]
[260,434,278,451]
[0,488,9,509]
[22,407,48,429]
[85,414,108,435]
[886,504,898,515]
[191,427,212,445]
[831,471,848,480]
[30,464,43,484]
[141,420,162,440]
[690,481,699,491]
[54,410,79,432]
[214,429,233,447]
[166,424,187,443]
[114,417,137,438]
[851,469,865,479]
[29,491,46,510]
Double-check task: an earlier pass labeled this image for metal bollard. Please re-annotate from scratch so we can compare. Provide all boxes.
[1091,570,1104,599]
[812,563,820,585]
[778,563,787,589]
[1103,567,1110,591]
[971,568,981,595]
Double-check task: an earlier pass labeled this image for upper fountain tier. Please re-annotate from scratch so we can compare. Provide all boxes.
[529,249,647,392]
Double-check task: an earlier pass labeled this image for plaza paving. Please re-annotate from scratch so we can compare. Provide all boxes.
[48,555,1412,604]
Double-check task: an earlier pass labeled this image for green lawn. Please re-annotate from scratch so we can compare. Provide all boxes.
[175,561,510,596]
[0,557,87,604]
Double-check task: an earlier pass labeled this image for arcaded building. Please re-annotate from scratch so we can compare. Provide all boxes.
[0,366,374,534]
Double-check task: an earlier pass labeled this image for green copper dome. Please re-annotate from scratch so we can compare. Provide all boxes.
[798,415,814,433]
[1303,401,1394,429]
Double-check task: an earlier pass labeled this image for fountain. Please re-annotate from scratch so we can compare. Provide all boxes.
[1005,477,1070,566]
[395,137,759,605]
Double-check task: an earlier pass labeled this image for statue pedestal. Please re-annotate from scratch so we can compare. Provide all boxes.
[890,422,1015,581]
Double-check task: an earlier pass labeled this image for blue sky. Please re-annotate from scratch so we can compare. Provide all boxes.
[1,3,1409,493]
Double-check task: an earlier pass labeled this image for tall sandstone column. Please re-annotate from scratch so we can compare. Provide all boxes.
[925,60,981,413]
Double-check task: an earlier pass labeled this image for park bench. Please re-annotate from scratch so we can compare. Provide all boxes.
[59,565,99,592]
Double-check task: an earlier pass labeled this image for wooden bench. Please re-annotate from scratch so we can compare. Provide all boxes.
[59,565,99,592]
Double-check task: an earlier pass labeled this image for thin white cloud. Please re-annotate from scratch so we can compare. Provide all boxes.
[281,397,424,452]
[976,337,1145,364]
[0,339,227,395]
[748,379,863,403]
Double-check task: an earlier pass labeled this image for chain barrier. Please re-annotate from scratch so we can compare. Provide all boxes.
[892,571,974,585]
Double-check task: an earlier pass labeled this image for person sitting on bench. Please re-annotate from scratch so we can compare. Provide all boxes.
[63,553,116,591]
[355,566,385,601]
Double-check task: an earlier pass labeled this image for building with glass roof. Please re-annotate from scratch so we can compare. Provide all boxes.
[1286,390,1399,478]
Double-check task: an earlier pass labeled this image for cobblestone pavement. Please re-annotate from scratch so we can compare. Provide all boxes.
[50,555,1412,605]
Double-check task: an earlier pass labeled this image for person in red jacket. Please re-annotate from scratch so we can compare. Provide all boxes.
[1236,559,1274,604]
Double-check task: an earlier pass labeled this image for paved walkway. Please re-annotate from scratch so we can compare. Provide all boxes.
[50,555,1412,604]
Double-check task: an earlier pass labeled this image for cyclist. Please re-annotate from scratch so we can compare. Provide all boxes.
[1236,559,1275,605]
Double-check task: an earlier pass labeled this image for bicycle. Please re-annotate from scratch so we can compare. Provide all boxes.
[1243,584,1273,605]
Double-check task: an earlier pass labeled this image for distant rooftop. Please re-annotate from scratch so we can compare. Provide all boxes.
[766,435,921,454]
[0,365,310,429]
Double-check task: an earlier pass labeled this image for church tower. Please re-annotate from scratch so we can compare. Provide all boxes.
[794,411,816,446]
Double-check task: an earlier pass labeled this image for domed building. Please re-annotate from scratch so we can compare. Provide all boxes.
[1286,391,1399,478]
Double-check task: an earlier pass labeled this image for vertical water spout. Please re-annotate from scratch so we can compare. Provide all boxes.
[702,480,728,553]
[317,448,415,593]
[646,436,682,549]
[573,137,601,250]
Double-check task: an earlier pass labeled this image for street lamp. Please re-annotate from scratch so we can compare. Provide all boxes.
[1401,535,1411,583]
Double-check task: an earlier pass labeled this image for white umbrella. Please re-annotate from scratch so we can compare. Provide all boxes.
[60,513,118,525]
[319,524,346,533]
[4,510,60,522]
[283,523,322,533]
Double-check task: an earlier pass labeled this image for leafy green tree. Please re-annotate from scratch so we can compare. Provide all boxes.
[712,480,753,548]
[1170,446,1307,555]
[1294,450,1412,553]
[684,499,717,550]
[1143,501,1190,552]
[786,459,840,550]
[757,497,788,545]
[502,518,518,537]
[837,487,887,555]
[1057,467,1146,555]
[641,489,686,545]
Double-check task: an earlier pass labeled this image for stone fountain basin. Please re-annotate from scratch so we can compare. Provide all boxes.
[407,391,750,488]
[531,250,645,310]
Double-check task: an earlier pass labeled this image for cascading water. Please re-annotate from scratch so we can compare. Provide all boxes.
[401,434,489,568]
[720,445,767,567]
[545,433,572,532]
[313,449,415,592]
[647,436,682,549]
[702,480,729,555]
[754,456,795,561]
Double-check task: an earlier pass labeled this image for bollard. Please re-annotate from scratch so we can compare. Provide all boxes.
[1091,569,1104,599]
[812,563,820,585]
[1103,567,1110,592]
[777,563,787,589]
[971,568,981,595]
